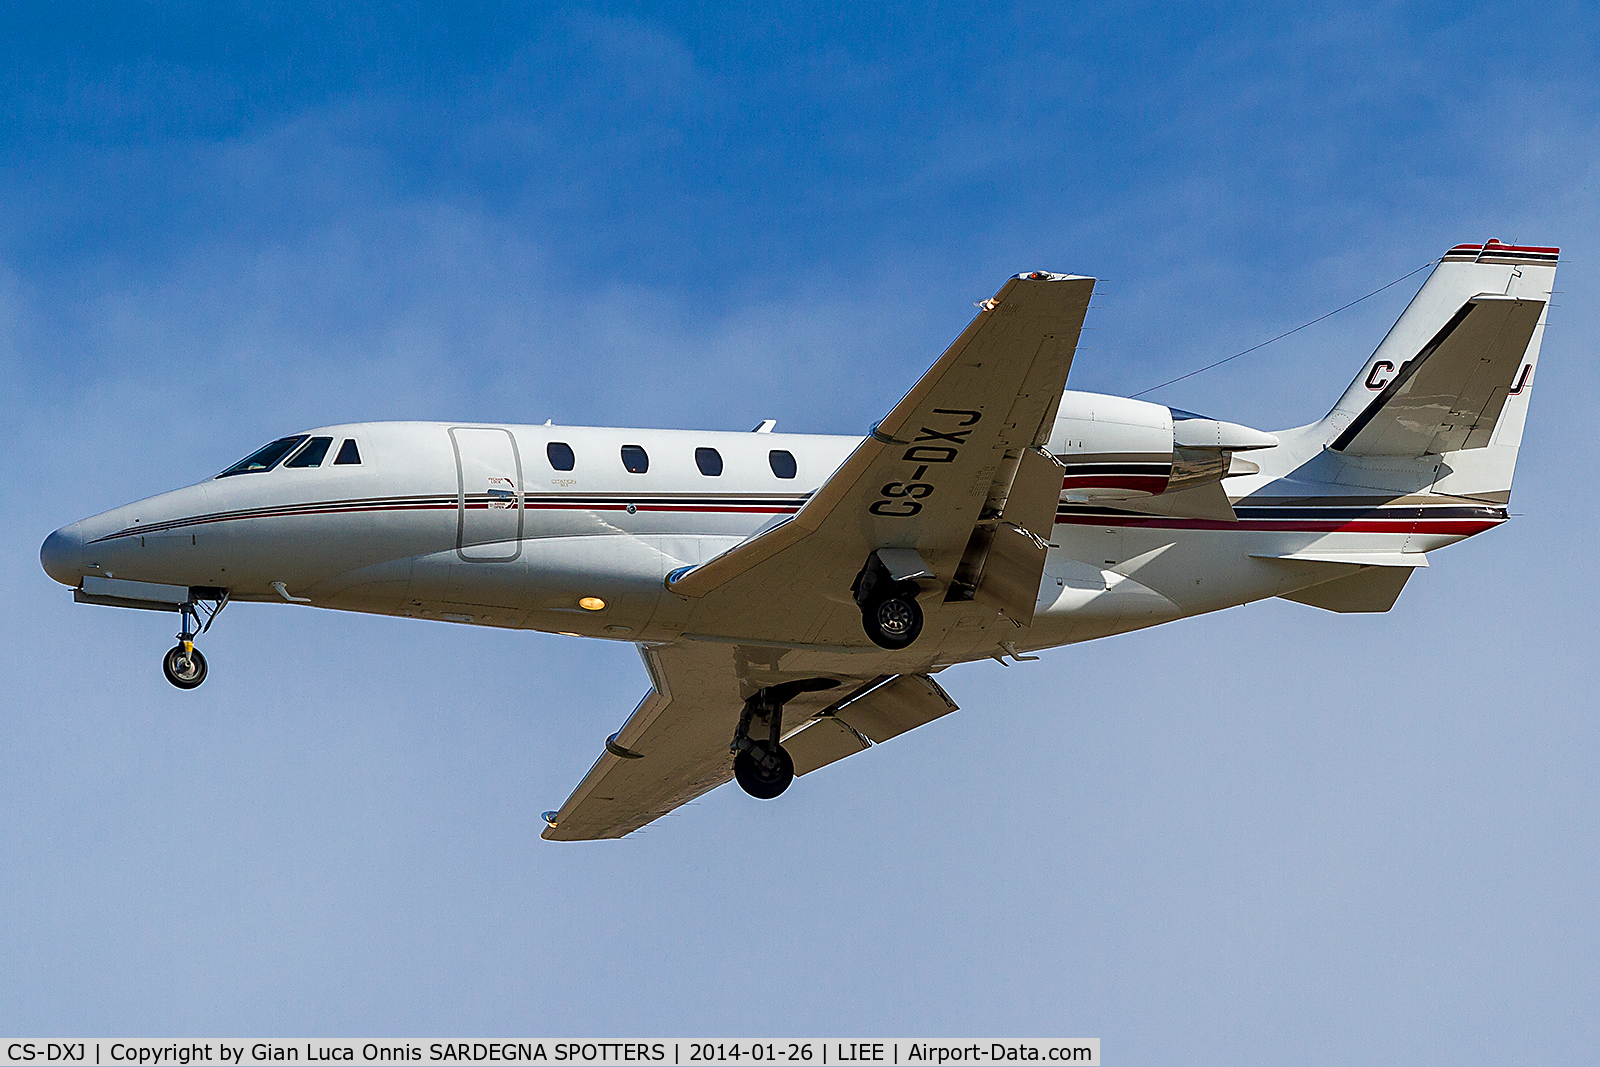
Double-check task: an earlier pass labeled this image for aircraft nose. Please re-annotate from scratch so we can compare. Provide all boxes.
[40,523,85,587]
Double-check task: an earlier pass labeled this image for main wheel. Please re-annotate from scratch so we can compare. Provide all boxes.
[162,645,208,689]
[733,744,795,800]
[863,592,923,650]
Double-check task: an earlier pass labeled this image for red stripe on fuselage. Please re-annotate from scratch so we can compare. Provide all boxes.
[1054,514,1502,534]
[1060,475,1170,493]
[93,500,803,539]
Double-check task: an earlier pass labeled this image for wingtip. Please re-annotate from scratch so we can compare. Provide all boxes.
[1011,270,1088,281]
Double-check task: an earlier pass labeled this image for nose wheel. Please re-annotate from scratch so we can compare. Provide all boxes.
[161,594,225,690]
[163,643,208,689]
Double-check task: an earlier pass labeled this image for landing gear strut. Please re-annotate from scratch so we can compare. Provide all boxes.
[730,679,839,800]
[162,591,226,690]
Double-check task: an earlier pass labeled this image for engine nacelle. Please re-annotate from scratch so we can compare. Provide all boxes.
[1046,390,1278,502]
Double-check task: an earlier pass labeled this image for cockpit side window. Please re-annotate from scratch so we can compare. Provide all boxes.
[217,436,309,477]
[284,437,334,468]
[334,439,362,465]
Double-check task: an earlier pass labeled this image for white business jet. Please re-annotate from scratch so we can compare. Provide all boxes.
[41,241,1555,839]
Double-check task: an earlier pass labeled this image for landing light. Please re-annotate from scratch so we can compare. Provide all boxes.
[579,597,607,611]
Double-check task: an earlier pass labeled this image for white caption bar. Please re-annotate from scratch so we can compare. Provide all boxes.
[0,1042,1098,1067]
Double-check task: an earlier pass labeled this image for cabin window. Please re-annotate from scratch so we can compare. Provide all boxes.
[621,445,649,474]
[217,436,308,477]
[285,437,334,468]
[547,441,575,471]
[695,447,723,477]
[768,449,797,479]
[334,439,362,465]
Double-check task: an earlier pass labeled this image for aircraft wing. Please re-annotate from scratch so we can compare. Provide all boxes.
[542,272,1090,841]
[541,642,960,841]
[667,271,1094,641]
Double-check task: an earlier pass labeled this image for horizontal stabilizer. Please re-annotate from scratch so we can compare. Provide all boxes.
[1279,566,1415,613]
[1250,549,1427,568]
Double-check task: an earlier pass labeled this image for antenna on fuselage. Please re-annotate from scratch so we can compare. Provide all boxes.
[752,419,776,433]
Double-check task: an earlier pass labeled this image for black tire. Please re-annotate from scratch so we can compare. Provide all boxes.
[733,744,794,800]
[863,592,923,650]
[162,645,207,689]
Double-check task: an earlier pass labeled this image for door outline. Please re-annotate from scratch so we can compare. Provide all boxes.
[450,427,524,562]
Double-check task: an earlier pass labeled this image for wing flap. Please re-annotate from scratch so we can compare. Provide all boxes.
[940,446,1064,625]
[784,674,960,776]
[971,523,1050,625]
[783,718,871,774]
[997,445,1068,539]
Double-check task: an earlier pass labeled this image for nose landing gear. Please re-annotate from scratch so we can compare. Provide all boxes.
[161,592,226,690]
[729,678,839,800]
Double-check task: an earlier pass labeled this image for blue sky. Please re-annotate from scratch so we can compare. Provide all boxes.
[3,2,1598,1060]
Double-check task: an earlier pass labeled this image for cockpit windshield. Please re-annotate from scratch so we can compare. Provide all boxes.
[217,435,309,477]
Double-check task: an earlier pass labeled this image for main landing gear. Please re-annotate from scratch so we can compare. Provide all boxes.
[162,591,227,690]
[730,679,839,799]
[854,555,925,650]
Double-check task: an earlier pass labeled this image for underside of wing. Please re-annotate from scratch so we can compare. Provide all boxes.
[663,272,1094,650]
[540,642,745,841]
[540,643,963,841]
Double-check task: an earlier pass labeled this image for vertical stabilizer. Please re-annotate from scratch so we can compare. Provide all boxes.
[1315,241,1556,502]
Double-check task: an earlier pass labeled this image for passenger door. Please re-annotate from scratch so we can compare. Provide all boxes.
[451,427,523,561]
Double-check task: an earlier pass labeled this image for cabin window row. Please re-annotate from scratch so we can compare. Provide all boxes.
[546,442,796,479]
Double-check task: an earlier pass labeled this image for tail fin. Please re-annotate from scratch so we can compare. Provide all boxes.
[1316,240,1556,502]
